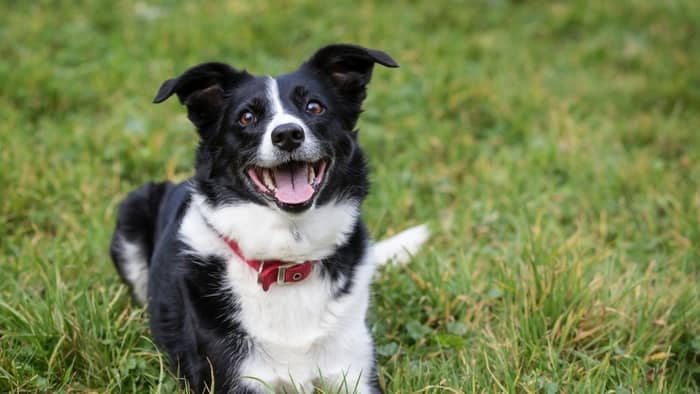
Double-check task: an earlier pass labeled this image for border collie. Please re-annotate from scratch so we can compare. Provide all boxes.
[110,44,428,393]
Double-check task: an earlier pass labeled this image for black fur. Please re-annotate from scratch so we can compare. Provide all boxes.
[109,181,173,300]
[110,44,397,393]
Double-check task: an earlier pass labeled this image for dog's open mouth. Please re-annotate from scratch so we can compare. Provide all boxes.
[247,160,327,206]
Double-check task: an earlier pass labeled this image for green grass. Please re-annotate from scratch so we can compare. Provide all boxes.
[1,0,699,392]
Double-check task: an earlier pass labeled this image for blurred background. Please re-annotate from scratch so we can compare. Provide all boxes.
[1,1,698,392]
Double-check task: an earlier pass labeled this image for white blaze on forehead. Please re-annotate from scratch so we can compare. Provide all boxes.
[265,77,307,133]
[259,77,315,163]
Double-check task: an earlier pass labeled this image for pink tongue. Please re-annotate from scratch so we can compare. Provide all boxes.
[273,164,314,204]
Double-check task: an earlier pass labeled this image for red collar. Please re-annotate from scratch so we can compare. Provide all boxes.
[222,237,315,292]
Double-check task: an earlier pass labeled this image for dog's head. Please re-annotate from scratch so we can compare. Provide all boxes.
[154,44,398,213]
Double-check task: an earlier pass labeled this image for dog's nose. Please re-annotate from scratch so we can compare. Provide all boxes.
[271,123,305,152]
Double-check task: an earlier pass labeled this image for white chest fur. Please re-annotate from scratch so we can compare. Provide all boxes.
[178,194,378,392]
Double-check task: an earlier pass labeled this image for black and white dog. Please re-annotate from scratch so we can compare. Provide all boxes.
[110,44,428,393]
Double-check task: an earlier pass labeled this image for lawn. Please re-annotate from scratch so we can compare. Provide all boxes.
[1,0,699,392]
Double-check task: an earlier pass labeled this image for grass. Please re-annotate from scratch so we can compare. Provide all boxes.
[1,0,699,392]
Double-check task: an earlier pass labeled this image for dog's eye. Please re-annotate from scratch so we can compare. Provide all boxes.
[305,101,325,115]
[238,111,256,126]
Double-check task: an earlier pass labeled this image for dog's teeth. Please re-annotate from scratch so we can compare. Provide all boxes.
[263,169,275,190]
[308,164,316,184]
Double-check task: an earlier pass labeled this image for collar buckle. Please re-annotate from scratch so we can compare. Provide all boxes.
[276,263,300,286]
[276,261,314,286]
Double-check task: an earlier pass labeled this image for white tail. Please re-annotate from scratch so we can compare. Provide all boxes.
[371,224,430,266]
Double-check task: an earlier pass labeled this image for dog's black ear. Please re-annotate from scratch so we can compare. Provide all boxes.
[307,44,398,102]
[153,62,250,131]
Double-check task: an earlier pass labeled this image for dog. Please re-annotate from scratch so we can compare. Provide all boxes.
[110,44,428,393]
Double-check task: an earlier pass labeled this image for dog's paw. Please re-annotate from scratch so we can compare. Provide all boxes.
[372,224,430,266]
